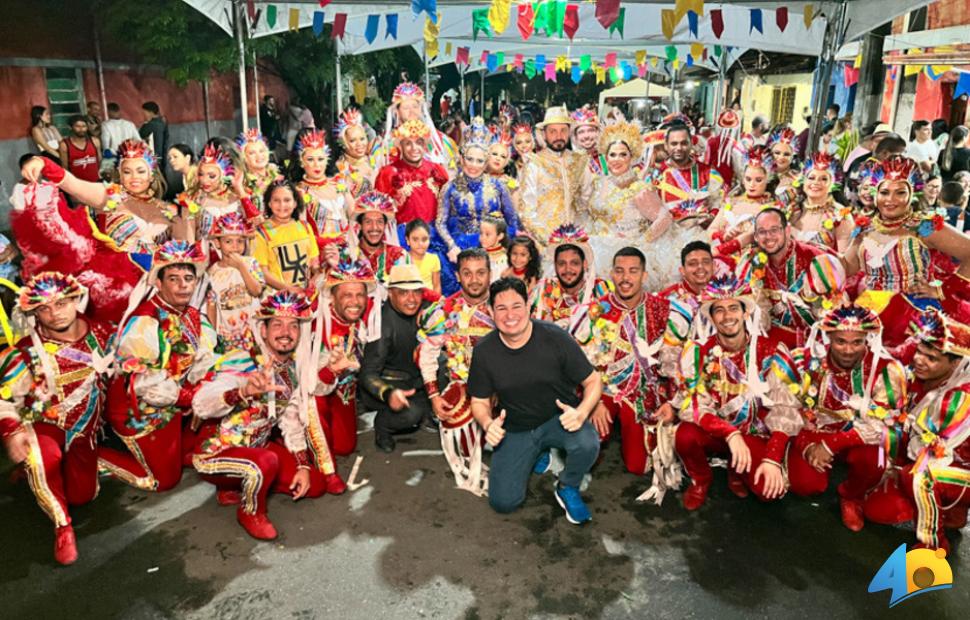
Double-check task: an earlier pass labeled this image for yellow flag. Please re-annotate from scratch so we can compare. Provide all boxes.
[488,0,512,35]
[424,17,439,59]
[904,64,921,77]
[673,59,681,70]
[445,42,452,56]
[289,8,300,31]
[853,53,863,69]
[650,57,659,67]
[804,5,815,28]
[661,9,677,40]
[596,68,606,85]
[353,80,367,104]
[675,0,705,20]
[556,55,569,71]
[690,43,704,59]
[636,50,646,66]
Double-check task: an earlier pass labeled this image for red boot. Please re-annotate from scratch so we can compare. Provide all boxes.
[217,490,241,506]
[54,525,78,566]
[324,473,347,495]
[682,482,710,511]
[840,497,865,532]
[727,470,749,498]
[237,509,278,540]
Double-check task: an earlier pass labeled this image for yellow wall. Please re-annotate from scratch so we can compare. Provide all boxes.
[739,73,814,132]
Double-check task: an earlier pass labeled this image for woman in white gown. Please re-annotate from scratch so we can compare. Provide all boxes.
[579,122,696,292]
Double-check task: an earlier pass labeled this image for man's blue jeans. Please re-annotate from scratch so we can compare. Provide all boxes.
[488,416,600,514]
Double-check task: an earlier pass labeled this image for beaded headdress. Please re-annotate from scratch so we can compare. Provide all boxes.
[296,130,331,160]
[18,272,85,313]
[149,240,208,282]
[801,151,843,186]
[354,190,396,218]
[209,212,255,238]
[393,119,431,142]
[255,290,313,322]
[862,155,922,191]
[598,121,644,161]
[198,144,234,178]
[392,82,425,105]
[908,308,970,357]
[818,303,882,333]
[324,257,377,293]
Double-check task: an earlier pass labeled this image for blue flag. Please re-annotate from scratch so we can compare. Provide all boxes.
[386,14,398,39]
[412,0,437,23]
[688,11,698,37]
[312,11,325,37]
[536,54,546,72]
[365,15,379,44]
[955,72,970,99]
[486,53,498,73]
[750,9,763,35]
[571,65,582,84]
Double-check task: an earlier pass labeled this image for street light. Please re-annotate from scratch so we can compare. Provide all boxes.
[522,83,527,99]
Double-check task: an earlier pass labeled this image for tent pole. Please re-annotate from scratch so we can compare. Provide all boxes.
[92,14,108,117]
[481,68,485,119]
[713,51,727,123]
[252,47,261,133]
[423,44,431,100]
[460,65,466,116]
[335,39,344,112]
[234,0,249,132]
[808,0,848,151]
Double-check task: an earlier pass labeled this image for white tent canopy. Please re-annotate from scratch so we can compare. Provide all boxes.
[599,77,672,101]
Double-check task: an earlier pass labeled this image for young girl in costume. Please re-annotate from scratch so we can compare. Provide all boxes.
[405,219,441,294]
[503,235,541,294]
[205,212,265,352]
[479,215,509,283]
[252,181,319,294]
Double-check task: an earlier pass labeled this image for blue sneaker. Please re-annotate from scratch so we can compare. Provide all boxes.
[532,451,551,475]
[554,483,591,525]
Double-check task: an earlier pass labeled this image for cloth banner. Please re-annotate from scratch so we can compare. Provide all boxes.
[564,4,580,40]
[412,0,437,23]
[776,7,789,32]
[386,14,399,39]
[608,8,625,37]
[545,63,557,81]
[364,14,380,44]
[518,4,535,40]
[332,13,347,39]
[571,65,582,84]
[711,9,724,38]
[312,10,324,36]
[488,0,512,34]
[473,9,492,39]
[750,9,763,35]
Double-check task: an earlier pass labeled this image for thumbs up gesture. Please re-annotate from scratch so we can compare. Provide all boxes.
[557,399,585,432]
[485,410,507,447]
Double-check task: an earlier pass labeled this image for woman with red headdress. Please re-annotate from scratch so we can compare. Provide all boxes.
[844,155,970,345]
[767,127,800,205]
[790,152,854,253]
[333,109,376,197]
[708,146,784,247]
[293,129,356,246]
[178,144,258,245]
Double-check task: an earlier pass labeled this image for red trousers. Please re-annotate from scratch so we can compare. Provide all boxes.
[787,431,884,500]
[99,413,189,492]
[193,442,328,514]
[23,423,99,528]
[316,394,357,456]
[864,468,970,545]
[674,422,779,501]
[598,398,652,475]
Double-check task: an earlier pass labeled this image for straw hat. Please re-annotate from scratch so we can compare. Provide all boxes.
[386,264,424,290]
[537,106,573,129]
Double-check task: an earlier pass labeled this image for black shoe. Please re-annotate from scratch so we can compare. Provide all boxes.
[376,432,396,453]
[422,415,440,433]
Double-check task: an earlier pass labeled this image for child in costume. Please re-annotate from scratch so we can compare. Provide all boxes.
[205,212,265,352]
[479,215,510,283]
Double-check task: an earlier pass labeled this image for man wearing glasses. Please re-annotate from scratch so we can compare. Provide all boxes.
[737,208,843,348]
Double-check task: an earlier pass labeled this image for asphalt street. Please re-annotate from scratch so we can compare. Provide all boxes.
[1,426,967,620]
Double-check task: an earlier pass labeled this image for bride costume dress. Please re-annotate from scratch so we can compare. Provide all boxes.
[579,121,696,292]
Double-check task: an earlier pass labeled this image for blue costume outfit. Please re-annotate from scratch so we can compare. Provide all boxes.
[434,174,520,295]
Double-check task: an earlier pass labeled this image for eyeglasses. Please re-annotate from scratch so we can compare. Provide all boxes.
[754,226,786,238]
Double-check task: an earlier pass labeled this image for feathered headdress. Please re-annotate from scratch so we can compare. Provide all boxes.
[768,127,796,150]
[354,191,396,218]
[18,272,86,313]
[117,139,157,171]
[818,303,881,333]
[698,274,757,316]
[598,121,644,161]
[334,109,364,146]
[393,119,431,141]
[148,240,208,282]
[908,307,970,357]
[862,155,922,191]
[743,145,771,171]
[462,117,491,151]
[198,144,234,178]
[209,211,255,238]
[392,82,425,105]
[570,106,600,128]
[256,290,313,322]
[324,257,377,294]
[801,151,843,186]
[295,130,331,159]
[235,128,267,149]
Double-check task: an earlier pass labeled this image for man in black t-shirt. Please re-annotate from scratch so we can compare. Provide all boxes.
[468,278,602,524]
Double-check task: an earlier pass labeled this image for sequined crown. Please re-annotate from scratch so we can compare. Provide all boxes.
[325,257,377,291]
[512,123,534,137]
[863,155,922,190]
[393,119,431,141]
[802,151,843,183]
[354,190,396,216]
[462,117,491,149]
[256,290,313,321]
[819,303,881,333]
[570,107,599,127]
[908,308,970,357]
[296,130,331,158]
[235,128,267,148]
[18,272,85,313]
[768,127,796,148]
[548,223,590,246]
[744,145,770,171]
[209,212,254,238]
[392,82,425,104]
[117,139,157,170]
[199,144,234,178]
[598,121,644,161]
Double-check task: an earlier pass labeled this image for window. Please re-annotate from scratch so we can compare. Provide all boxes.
[770,86,796,126]
[45,67,86,134]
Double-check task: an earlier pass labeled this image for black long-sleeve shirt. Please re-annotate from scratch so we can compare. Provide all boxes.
[359,300,430,403]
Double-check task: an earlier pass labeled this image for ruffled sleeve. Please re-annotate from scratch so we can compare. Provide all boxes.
[0,346,31,437]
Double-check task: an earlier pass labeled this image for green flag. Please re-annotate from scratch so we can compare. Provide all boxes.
[608,8,625,38]
[473,8,492,40]
[525,58,536,79]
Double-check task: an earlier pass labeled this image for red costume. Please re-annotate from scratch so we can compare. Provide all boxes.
[652,158,723,225]
[374,158,448,226]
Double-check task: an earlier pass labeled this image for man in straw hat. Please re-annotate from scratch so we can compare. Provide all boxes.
[519,106,595,245]
[864,308,970,553]
[190,290,344,540]
[534,224,610,332]
[98,240,218,492]
[416,248,494,496]
[667,274,797,510]
[572,247,691,482]
[313,256,379,456]
[765,303,907,532]
[360,263,434,452]
[0,272,114,565]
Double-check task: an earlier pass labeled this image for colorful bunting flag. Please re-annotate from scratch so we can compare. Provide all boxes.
[473,8,492,39]
[552,1,566,38]
[713,44,722,57]
[665,45,678,62]
[804,5,815,29]
[661,9,677,40]
[571,65,582,84]
[533,2,549,35]
[525,59,536,78]
[386,14,399,39]
[844,64,860,87]
[595,0,622,28]
[686,54,694,67]
[556,55,569,71]
[580,54,591,72]
[749,9,763,35]
[332,12,347,39]
[544,63,557,81]
[247,0,256,21]
[514,53,525,70]
[423,17,439,57]
[604,52,617,68]
[596,67,606,84]
[445,42,452,56]
[687,11,698,37]
[486,53,498,72]
[926,65,950,80]
[488,0,512,34]
[412,0,437,23]
[536,54,546,71]
[564,4,579,40]
[288,8,300,31]
[318,0,331,6]
[496,52,505,66]
[312,11,324,37]
[638,63,647,78]
[622,62,632,80]
[954,72,970,99]
[518,4,535,40]
[776,7,789,32]
[365,14,380,44]
[456,46,470,66]
[711,9,723,39]
[608,8,625,37]
[636,50,646,65]
[690,43,704,59]
[267,4,277,27]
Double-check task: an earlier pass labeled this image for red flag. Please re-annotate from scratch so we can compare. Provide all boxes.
[332,12,347,39]
[518,4,535,40]
[711,9,724,39]
[595,0,621,29]
[776,7,789,32]
[844,64,860,87]
[246,0,256,21]
[564,4,580,40]
[319,0,332,6]
[456,47,470,67]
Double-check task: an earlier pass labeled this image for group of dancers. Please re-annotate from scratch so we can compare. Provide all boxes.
[3,80,970,566]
